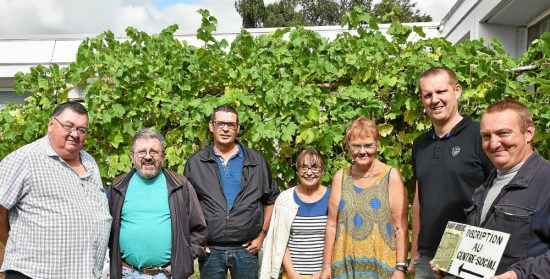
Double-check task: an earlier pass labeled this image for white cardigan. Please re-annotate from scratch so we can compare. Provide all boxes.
[259,187,299,279]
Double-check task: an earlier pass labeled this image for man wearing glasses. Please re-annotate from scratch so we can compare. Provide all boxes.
[184,104,280,279]
[108,128,207,279]
[0,101,112,279]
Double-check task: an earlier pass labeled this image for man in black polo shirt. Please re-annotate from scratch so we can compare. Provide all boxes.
[409,67,493,279]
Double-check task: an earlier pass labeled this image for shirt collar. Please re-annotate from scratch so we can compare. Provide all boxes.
[431,115,471,140]
[214,143,242,159]
[40,135,95,176]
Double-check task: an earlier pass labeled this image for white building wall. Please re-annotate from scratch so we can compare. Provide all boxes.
[440,0,550,58]
[478,23,522,56]
[0,23,440,106]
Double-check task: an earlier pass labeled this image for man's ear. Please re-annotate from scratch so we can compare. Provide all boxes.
[47,118,54,132]
[208,121,214,133]
[525,125,535,144]
[454,83,462,99]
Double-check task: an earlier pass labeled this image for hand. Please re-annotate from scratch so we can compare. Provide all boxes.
[311,271,321,279]
[408,256,417,274]
[198,245,210,257]
[391,270,406,279]
[319,266,331,279]
[431,267,449,279]
[491,271,517,279]
[243,233,265,254]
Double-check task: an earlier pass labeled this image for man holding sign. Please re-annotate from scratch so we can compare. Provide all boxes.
[466,99,550,278]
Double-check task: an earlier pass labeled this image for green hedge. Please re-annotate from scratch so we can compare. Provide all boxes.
[1,8,549,192]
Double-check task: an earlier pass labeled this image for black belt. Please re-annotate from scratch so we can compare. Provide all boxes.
[122,260,172,276]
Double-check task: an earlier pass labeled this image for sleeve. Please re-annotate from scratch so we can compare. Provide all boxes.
[183,158,193,184]
[187,181,207,259]
[259,202,279,279]
[108,183,115,216]
[411,139,418,182]
[508,252,550,279]
[507,187,550,279]
[261,158,280,206]
[0,150,30,210]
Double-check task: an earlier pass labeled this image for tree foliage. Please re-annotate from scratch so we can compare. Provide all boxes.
[373,0,431,23]
[1,8,549,192]
[237,0,431,28]
[235,0,266,28]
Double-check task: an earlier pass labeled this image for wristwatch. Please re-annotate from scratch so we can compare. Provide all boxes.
[395,262,408,273]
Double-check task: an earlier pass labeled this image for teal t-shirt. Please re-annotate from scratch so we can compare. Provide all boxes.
[119,172,172,268]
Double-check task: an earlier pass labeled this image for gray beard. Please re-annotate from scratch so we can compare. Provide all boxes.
[135,166,162,180]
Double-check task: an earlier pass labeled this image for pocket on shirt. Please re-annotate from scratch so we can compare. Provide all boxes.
[494,204,535,222]
[493,203,535,259]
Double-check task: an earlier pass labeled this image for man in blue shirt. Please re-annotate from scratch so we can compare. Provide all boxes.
[184,104,280,279]
[109,128,207,279]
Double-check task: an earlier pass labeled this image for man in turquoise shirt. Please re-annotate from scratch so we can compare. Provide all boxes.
[109,128,207,279]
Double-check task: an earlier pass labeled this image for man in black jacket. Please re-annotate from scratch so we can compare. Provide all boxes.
[466,99,550,279]
[184,104,280,279]
[109,128,207,279]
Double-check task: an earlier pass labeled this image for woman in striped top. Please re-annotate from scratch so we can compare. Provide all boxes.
[260,149,329,279]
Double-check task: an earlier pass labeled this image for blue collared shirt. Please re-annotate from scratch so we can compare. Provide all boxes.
[214,144,244,211]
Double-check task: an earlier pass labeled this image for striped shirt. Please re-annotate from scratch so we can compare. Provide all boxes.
[0,136,112,279]
[287,189,330,275]
[288,216,328,274]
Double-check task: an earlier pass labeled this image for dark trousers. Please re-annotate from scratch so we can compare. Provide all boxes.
[5,270,32,279]
[199,247,259,279]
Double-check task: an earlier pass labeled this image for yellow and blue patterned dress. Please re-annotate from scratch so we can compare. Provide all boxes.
[332,166,396,279]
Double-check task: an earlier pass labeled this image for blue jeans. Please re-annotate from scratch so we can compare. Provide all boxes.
[414,255,455,279]
[199,247,258,279]
[122,266,171,279]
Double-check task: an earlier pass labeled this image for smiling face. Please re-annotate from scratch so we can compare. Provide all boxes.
[47,108,88,162]
[131,137,165,179]
[209,111,239,148]
[480,109,534,171]
[348,136,378,167]
[419,72,462,127]
[296,151,324,188]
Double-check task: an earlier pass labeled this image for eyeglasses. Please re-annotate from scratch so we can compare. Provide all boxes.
[53,117,88,135]
[298,166,323,174]
[350,143,377,152]
[212,121,239,130]
[133,151,163,158]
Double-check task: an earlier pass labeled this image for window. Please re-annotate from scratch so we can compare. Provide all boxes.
[0,91,29,109]
[527,13,550,46]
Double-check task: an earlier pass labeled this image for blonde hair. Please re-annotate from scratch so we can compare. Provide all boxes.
[345,117,380,145]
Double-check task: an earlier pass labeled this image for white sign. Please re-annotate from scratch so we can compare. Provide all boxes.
[432,222,510,279]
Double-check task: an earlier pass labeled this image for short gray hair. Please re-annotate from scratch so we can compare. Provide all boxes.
[131,128,167,152]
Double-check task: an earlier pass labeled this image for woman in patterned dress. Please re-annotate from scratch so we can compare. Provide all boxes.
[320,117,409,279]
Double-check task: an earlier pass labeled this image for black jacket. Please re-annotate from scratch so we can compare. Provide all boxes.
[466,151,550,278]
[108,169,207,279]
[184,142,280,246]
